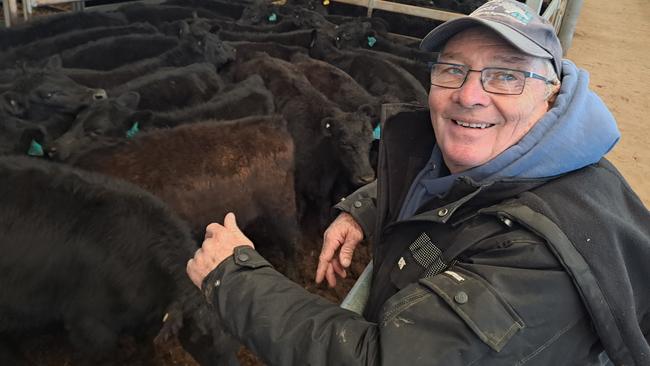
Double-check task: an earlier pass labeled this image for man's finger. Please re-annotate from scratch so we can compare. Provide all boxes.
[325,264,337,288]
[223,212,238,231]
[331,259,347,278]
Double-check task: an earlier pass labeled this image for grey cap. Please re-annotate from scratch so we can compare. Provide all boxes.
[420,0,563,76]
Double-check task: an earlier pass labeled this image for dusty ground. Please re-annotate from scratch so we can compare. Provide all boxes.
[567,0,650,206]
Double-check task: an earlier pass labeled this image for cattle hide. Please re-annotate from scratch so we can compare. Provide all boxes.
[63,21,235,90]
[73,115,301,278]
[109,62,224,112]
[233,54,375,226]
[0,23,159,69]
[0,156,238,365]
[60,34,180,71]
[0,12,128,51]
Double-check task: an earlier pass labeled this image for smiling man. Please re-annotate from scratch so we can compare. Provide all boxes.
[187,1,650,365]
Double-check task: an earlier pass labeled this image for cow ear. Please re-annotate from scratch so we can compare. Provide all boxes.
[321,117,334,137]
[1,91,26,117]
[45,55,62,70]
[179,21,191,37]
[116,91,140,110]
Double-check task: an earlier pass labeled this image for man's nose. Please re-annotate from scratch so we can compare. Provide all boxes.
[453,71,491,108]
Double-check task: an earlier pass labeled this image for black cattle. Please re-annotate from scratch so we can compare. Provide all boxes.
[226,40,308,62]
[0,12,127,51]
[0,58,107,125]
[109,62,224,112]
[163,0,248,20]
[63,22,235,90]
[60,34,180,71]
[310,34,428,105]
[114,2,227,28]
[73,115,301,279]
[0,156,238,365]
[0,23,159,69]
[218,28,317,49]
[46,75,273,162]
[290,52,380,119]
[233,55,375,225]
[44,92,141,162]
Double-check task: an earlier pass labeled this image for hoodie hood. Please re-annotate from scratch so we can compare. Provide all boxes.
[399,60,620,219]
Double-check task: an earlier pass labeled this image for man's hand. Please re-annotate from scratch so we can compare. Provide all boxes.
[187,212,254,289]
[315,212,364,288]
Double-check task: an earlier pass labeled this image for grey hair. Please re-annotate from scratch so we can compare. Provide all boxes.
[541,58,560,101]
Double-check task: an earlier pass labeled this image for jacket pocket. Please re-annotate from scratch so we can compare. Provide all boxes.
[419,269,525,352]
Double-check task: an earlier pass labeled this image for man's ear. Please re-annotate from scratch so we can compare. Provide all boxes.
[545,81,561,105]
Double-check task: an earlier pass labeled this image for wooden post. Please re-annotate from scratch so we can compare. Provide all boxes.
[3,0,20,27]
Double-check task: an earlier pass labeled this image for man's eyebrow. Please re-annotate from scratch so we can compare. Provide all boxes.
[438,51,533,66]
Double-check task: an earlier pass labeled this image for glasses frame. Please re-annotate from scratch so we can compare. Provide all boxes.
[427,61,558,96]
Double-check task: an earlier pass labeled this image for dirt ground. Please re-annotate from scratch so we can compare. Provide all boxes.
[566,0,650,206]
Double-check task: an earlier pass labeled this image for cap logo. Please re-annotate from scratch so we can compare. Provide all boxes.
[470,0,533,25]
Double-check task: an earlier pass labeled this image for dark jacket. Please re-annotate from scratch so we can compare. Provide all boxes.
[201,107,649,365]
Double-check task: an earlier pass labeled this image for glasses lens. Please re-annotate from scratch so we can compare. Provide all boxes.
[482,68,526,95]
[430,63,467,88]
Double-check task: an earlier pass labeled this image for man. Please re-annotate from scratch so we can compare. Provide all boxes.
[187,0,650,364]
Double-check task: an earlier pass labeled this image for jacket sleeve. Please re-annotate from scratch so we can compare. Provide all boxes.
[333,180,378,239]
[203,246,381,366]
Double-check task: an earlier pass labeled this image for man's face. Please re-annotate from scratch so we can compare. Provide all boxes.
[429,27,554,174]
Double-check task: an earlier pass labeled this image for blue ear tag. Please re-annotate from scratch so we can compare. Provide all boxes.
[126,122,140,139]
[27,139,44,156]
[268,13,277,22]
[373,124,381,140]
[367,36,377,47]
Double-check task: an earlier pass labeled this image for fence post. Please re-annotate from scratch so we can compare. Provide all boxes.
[558,0,584,55]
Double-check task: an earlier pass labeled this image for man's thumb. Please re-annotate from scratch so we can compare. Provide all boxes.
[224,212,239,231]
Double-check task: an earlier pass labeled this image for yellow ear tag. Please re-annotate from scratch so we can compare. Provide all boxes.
[323,0,330,5]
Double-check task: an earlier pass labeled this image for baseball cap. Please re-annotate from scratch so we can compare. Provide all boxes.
[420,0,563,76]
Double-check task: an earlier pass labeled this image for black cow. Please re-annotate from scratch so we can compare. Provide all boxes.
[0,23,159,69]
[0,115,46,156]
[226,40,308,62]
[219,28,318,49]
[163,0,248,20]
[0,58,107,132]
[233,55,375,226]
[63,21,235,90]
[59,34,180,71]
[109,62,224,112]
[0,12,127,51]
[73,115,301,279]
[0,156,238,365]
[46,74,274,162]
[114,2,227,28]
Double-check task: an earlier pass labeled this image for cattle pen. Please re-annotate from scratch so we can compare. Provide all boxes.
[3,0,583,53]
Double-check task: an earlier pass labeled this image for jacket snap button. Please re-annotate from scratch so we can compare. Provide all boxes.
[454,291,468,304]
[354,200,362,208]
[237,253,250,262]
[437,208,449,217]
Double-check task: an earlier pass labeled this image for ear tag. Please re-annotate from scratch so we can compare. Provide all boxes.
[268,13,278,22]
[367,36,377,47]
[325,122,331,129]
[126,122,140,139]
[323,0,330,5]
[27,139,44,156]
[373,124,381,140]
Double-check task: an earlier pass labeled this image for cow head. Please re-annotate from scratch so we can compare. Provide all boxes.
[46,92,140,162]
[4,56,108,121]
[179,21,236,70]
[321,110,376,187]
[334,20,377,50]
[0,115,47,156]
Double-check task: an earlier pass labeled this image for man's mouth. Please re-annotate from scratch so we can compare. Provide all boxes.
[453,119,495,129]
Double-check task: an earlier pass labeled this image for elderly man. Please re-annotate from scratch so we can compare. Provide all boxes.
[187,0,650,365]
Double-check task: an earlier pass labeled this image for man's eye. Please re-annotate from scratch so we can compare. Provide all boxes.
[443,66,465,75]
[492,71,519,81]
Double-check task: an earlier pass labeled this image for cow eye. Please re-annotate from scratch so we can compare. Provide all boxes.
[9,99,16,106]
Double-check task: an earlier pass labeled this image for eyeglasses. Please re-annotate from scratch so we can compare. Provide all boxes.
[427,61,557,95]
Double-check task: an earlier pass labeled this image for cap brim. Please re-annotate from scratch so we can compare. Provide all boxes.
[420,17,553,60]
